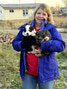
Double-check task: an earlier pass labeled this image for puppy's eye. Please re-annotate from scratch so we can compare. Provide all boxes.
[43,35,45,38]
[37,35,40,38]
[29,29,32,32]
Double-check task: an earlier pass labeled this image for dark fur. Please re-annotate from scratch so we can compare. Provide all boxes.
[35,29,52,57]
[21,36,36,52]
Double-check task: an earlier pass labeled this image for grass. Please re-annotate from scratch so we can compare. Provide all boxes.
[0,19,28,30]
[54,41,67,89]
[0,41,67,89]
[53,15,67,28]
[0,44,22,89]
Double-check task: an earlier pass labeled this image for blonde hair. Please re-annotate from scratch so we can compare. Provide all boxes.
[29,3,54,25]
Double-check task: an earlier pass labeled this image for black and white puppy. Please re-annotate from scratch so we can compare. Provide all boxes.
[35,29,52,57]
[21,25,36,53]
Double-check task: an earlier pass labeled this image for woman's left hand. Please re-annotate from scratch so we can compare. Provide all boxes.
[34,49,42,57]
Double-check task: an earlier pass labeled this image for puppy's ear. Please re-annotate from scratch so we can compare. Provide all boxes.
[29,25,34,31]
[23,27,26,32]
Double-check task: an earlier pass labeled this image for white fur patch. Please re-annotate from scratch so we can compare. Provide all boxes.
[22,25,36,36]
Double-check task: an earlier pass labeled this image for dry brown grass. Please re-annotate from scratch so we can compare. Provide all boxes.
[0,15,67,30]
[53,15,67,28]
[0,19,28,29]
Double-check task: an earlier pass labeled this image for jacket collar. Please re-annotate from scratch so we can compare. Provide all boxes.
[31,19,47,30]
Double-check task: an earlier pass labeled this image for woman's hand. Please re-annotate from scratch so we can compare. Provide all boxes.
[34,49,42,57]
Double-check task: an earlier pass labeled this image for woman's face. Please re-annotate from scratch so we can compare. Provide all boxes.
[35,8,48,25]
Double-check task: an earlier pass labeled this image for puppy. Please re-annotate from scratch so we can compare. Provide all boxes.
[35,29,52,57]
[21,25,36,53]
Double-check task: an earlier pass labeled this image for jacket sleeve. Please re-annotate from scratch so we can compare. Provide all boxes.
[40,27,65,52]
[12,30,25,51]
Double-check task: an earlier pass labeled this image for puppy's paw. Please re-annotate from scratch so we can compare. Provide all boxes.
[44,36,49,41]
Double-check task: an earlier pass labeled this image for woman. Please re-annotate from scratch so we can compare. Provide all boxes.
[12,4,65,89]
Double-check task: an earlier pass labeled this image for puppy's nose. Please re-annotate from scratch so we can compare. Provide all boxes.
[26,33,29,36]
